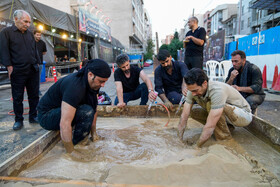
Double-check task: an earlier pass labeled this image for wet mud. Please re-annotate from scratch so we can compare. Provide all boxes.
[15,118,279,186]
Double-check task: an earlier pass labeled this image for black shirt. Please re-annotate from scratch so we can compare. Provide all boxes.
[155,61,188,95]
[185,27,206,57]
[36,40,47,64]
[114,65,142,93]
[0,25,40,71]
[37,72,98,114]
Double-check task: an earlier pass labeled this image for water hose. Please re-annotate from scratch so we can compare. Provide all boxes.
[155,103,170,127]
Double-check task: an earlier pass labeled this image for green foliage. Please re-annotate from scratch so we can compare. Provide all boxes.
[144,38,155,61]
[158,31,183,60]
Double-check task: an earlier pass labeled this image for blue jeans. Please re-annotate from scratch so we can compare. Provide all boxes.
[38,104,95,145]
[167,91,182,104]
[114,83,148,105]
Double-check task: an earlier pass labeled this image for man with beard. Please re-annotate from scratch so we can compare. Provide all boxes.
[114,54,157,107]
[37,59,110,160]
[184,17,206,70]
[178,68,252,147]
[226,50,265,114]
[34,30,47,96]
[155,49,188,109]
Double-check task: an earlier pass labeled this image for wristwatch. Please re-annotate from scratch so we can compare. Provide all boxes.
[148,89,153,93]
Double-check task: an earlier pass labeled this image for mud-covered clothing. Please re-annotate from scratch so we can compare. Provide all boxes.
[114,65,142,93]
[155,60,188,96]
[185,81,252,140]
[225,61,265,113]
[185,81,251,113]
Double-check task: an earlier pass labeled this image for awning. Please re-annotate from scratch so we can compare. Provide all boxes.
[250,0,280,10]
[0,0,76,33]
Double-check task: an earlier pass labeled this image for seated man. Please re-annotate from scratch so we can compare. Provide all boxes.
[226,50,265,114]
[37,59,111,159]
[178,68,252,147]
[155,49,188,109]
[114,54,157,107]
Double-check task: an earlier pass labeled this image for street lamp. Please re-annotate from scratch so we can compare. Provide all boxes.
[38,24,44,31]
[62,34,67,39]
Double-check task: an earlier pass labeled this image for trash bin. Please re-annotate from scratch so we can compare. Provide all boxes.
[41,61,46,83]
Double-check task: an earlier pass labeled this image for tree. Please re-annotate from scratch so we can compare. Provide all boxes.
[144,38,155,61]
[158,31,183,60]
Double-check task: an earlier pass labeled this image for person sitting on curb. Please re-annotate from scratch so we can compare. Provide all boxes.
[178,68,252,147]
[37,59,111,160]
[226,50,265,114]
[114,54,157,107]
[154,49,188,110]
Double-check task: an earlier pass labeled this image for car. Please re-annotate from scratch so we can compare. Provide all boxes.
[145,59,153,65]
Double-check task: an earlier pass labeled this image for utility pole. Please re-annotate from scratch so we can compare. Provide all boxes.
[192,8,195,16]
[238,0,242,34]
[156,32,159,54]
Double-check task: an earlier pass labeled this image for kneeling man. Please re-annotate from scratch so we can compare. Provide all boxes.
[178,68,252,147]
[114,54,157,107]
[37,59,111,158]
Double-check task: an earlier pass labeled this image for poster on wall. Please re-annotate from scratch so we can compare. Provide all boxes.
[204,30,225,62]
[78,8,111,41]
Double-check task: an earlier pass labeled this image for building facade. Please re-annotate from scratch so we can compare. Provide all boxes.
[209,4,238,36]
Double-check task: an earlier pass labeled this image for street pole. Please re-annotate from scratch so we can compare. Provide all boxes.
[155,32,159,54]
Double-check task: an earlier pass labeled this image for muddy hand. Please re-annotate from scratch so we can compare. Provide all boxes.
[177,124,185,141]
[164,100,173,110]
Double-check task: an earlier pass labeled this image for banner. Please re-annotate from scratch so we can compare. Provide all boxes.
[78,8,111,41]
[204,30,225,62]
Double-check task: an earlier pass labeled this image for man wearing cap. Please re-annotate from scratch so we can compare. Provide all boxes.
[37,59,111,160]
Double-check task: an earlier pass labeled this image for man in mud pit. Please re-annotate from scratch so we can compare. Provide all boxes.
[37,59,111,160]
[178,68,252,147]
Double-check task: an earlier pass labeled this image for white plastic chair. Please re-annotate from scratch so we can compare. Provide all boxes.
[220,60,233,82]
[206,60,221,81]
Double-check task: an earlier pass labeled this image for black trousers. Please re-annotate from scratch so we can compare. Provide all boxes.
[184,56,203,70]
[10,66,39,122]
[38,104,94,145]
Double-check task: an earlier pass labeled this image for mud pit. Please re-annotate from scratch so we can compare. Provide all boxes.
[3,117,274,187]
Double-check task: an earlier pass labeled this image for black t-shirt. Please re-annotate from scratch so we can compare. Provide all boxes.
[185,27,206,57]
[37,72,98,114]
[114,65,142,93]
[36,40,47,64]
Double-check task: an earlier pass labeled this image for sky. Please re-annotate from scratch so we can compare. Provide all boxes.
[144,0,239,42]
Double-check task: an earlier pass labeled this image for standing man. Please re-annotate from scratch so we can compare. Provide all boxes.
[178,68,252,147]
[114,54,157,107]
[155,49,188,109]
[0,10,40,130]
[37,59,111,159]
[226,50,265,114]
[34,30,47,96]
[184,17,206,70]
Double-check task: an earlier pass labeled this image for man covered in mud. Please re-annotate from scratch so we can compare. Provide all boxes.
[37,59,111,159]
[155,49,188,109]
[114,54,157,107]
[178,68,252,147]
[226,50,265,114]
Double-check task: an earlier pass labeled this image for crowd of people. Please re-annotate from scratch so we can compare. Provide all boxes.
[0,10,265,160]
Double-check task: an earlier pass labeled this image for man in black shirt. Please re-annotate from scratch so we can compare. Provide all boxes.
[37,59,111,160]
[226,50,265,114]
[34,30,47,96]
[184,17,206,70]
[114,54,157,107]
[155,49,188,109]
[0,10,40,130]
